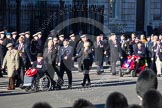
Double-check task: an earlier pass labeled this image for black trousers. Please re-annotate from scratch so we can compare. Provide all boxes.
[78,60,83,71]
[0,71,3,77]
[111,61,117,74]
[150,59,157,74]
[83,74,90,85]
[15,58,25,86]
[14,68,24,87]
[52,64,60,78]
[60,61,72,86]
[0,55,4,77]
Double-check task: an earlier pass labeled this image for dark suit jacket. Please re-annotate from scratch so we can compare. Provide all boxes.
[69,39,77,56]
[15,43,33,63]
[43,44,60,65]
[32,59,47,74]
[120,40,128,58]
[109,40,121,62]
[150,42,158,59]
[59,45,73,70]
[94,40,104,65]
[133,47,146,59]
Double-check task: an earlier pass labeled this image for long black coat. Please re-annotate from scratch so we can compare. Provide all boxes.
[150,42,158,59]
[43,45,60,79]
[43,44,60,65]
[69,39,77,56]
[109,40,121,62]
[94,41,104,65]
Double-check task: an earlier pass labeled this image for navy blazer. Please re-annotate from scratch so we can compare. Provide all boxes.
[32,59,47,74]
[15,43,33,63]
[59,45,73,70]
[133,47,146,59]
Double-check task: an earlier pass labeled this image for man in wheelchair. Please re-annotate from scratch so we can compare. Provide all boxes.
[23,53,51,92]
[32,53,47,78]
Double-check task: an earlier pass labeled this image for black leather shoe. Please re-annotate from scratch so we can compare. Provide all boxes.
[112,73,116,75]
[157,74,161,77]
[97,71,102,75]
[81,83,85,87]
[68,85,72,89]
[86,82,91,86]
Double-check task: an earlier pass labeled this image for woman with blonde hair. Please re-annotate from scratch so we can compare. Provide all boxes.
[74,41,93,87]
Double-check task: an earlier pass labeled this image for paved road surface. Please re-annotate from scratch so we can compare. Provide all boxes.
[0,64,162,108]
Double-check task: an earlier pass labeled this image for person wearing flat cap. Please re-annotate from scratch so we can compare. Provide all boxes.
[2,43,19,90]
[58,34,64,46]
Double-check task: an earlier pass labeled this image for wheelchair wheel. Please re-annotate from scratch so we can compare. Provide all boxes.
[25,77,39,93]
[38,74,52,91]
[31,76,39,92]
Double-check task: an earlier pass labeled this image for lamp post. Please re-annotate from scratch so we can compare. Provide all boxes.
[16,0,21,33]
